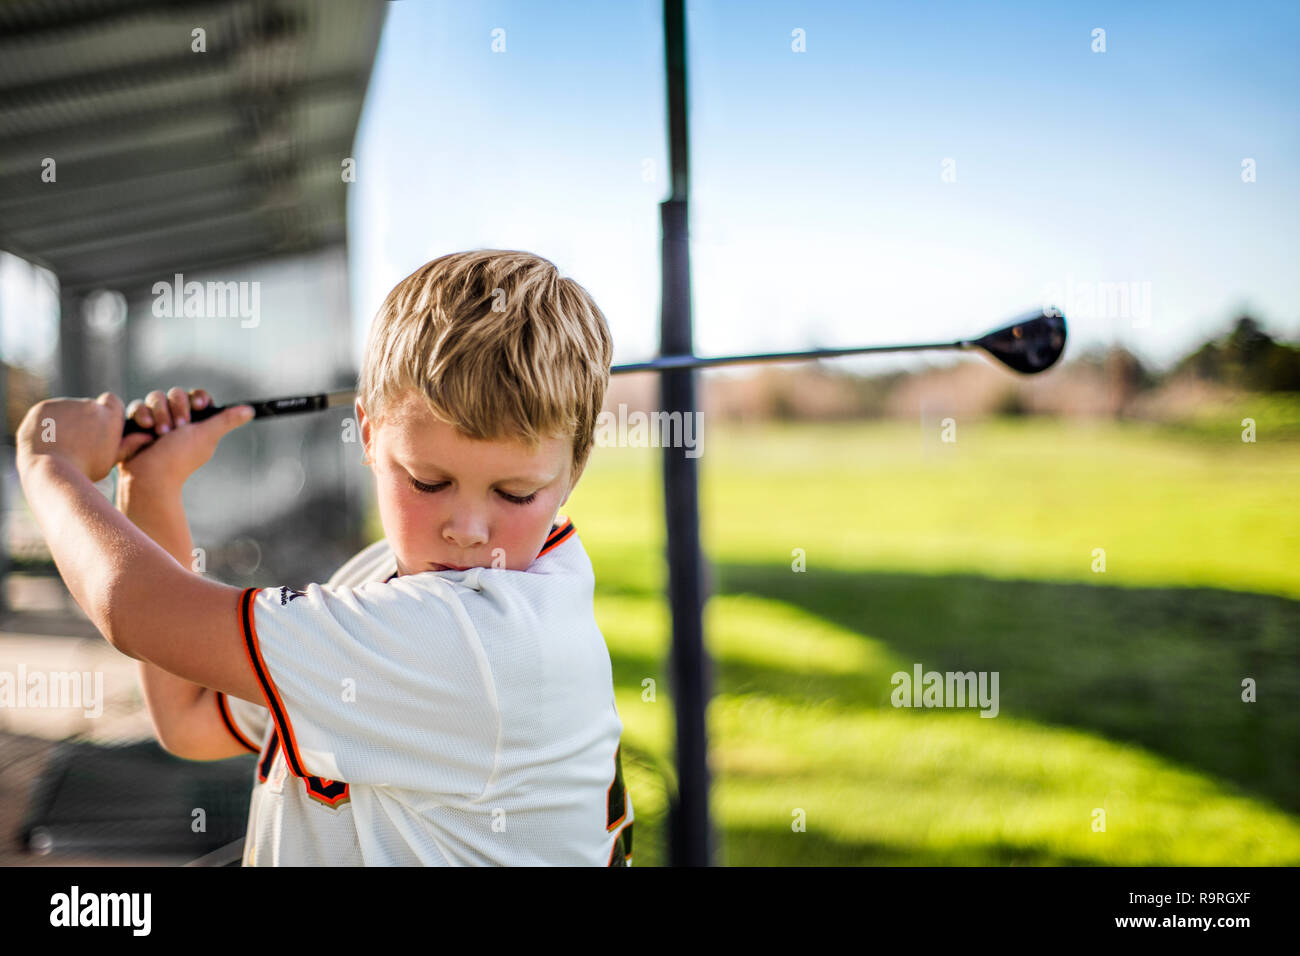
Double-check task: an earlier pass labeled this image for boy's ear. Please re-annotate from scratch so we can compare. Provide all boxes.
[356,399,371,446]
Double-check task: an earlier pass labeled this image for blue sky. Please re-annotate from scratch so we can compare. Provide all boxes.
[347,0,1299,375]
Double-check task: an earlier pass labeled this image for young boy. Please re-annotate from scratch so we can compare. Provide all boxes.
[15,250,633,866]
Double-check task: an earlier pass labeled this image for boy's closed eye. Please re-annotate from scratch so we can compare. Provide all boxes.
[407,475,538,505]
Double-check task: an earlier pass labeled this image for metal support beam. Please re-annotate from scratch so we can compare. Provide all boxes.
[660,0,714,868]
[0,47,238,108]
[57,233,342,294]
[0,0,228,43]
[0,70,366,167]
[57,289,87,397]
[0,130,355,204]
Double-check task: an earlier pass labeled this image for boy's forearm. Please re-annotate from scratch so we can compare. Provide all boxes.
[115,473,194,568]
[15,455,173,644]
[115,474,209,721]
[14,438,259,705]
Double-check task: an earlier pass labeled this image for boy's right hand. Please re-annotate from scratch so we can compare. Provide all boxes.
[117,387,254,489]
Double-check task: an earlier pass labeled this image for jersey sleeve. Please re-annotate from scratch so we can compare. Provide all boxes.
[234,580,499,794]
[214,691,269,753]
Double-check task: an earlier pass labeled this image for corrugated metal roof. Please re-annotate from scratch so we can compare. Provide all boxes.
[0,0,386,292]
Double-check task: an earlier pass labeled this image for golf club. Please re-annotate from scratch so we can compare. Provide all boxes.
[120,307,1066,436]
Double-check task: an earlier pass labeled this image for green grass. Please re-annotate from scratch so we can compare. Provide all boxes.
[1163,390,1300,443]
[567,413,1300,866]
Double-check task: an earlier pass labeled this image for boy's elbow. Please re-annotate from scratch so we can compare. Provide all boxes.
[155,731,209,762]
[149,710,204,761]
[100,612,144,661]
[141,705,184,757]
[153,726,189,759]
[100,576,156,661]
[153,723,233,763]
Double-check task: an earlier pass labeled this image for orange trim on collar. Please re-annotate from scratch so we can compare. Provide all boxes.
[536,517,575,560]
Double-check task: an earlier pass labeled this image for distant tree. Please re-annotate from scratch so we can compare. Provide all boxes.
[993,387,1029,417]
[1105,346,1156,391]
[1182,341,1222,382]
[1175,315,1300,391]
[1263,345,1300,391]
[769,383,798,421]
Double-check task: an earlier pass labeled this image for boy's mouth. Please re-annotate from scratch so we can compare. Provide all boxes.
[430,562,472,572]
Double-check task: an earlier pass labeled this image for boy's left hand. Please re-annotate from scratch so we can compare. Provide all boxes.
[17,393,152,482]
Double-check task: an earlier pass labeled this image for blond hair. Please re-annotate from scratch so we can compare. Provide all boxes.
[358,250,614,478]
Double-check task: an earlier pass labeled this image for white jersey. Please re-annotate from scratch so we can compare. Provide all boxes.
[214,517,633,866]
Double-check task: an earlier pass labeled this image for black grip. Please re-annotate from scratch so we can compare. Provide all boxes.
[121,401,228,436]
[119,393,328,436]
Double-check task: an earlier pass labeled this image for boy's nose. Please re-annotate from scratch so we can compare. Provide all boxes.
[442,519,489,550]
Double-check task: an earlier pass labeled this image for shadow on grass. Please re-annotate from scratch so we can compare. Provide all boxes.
[717,827,1102,866]
[711,562,1300,818]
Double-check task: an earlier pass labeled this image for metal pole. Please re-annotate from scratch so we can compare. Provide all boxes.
[661,0,713,867]
[58,288,86,398]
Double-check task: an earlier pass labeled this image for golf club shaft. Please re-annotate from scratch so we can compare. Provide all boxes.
[120,339,982,435]
[613,339,970,374]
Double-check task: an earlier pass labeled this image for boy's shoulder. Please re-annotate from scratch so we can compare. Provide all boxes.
[326,538,398,588]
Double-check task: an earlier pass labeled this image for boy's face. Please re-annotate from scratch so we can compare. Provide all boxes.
[357,390,584,576]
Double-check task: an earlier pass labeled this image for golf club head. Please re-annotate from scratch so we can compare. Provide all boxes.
[972,308,1067,375]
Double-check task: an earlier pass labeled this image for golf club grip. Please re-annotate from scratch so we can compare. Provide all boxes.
[120,393,331,436]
